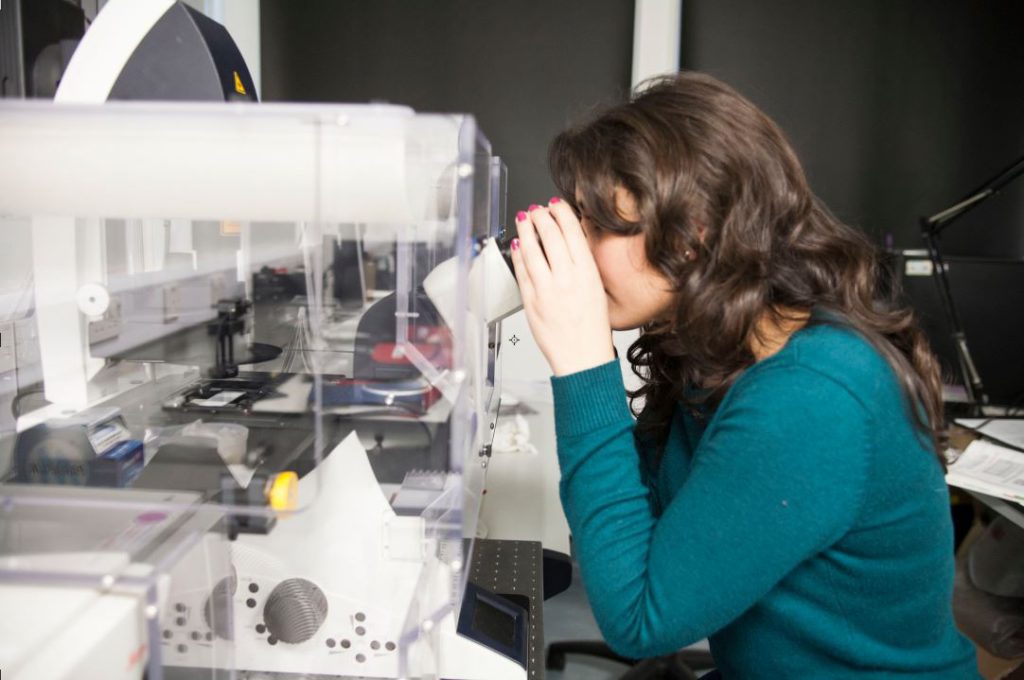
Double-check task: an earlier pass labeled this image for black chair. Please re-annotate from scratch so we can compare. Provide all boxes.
[546,640,716,680]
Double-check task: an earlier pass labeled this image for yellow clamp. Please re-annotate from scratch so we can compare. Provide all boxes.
[267,471,298,512]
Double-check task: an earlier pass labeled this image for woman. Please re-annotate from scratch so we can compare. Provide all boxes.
[508,72,978,678]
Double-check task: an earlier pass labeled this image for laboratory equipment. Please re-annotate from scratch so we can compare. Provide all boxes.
[0,97,531,680]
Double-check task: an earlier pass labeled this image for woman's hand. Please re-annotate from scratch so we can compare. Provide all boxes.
[509,199,615,376]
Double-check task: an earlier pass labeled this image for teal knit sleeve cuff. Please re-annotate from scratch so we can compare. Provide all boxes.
[550,359,634,440]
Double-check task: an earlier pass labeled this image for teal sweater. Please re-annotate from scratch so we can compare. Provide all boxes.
[550,319,978,678]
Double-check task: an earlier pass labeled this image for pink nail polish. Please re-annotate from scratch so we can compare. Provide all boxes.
[516,211,527,222]
[549,197,561,204]
[528,204,540,211]
[510,238,520,251]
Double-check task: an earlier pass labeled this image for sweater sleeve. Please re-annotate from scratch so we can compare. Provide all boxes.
[550,359,871,659]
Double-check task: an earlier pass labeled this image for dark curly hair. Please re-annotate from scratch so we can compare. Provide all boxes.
[549,71,946,466]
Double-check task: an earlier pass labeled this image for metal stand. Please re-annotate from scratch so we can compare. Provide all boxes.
[920,155,1024,413]
[207,298,252,379]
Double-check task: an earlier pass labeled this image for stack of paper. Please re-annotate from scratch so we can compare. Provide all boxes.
[947,438,1024,505]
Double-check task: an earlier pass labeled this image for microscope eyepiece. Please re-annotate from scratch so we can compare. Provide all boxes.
[476,233,515,273]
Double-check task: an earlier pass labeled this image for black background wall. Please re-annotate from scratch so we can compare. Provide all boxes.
[262,0,1024,257]
[678,0,1024,403]
[260,0,1024,401]
[682,0,1024,258]
[260,0,634,230]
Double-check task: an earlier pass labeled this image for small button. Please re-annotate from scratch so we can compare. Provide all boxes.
[326,638,336,648]
[356,654,366,663]
[355,626,365,636]
[371,641,380,650]
[191,631,200,641]
[341,639,351,649]
[385,641,396,651]
[256,624,266,634]
[248,583,259,593]
[268,636,278,646]
[355,612,366,622]
[177,644,187,653]
[175,617,186,626]
[163,630,172,640]
[246,598,257,608]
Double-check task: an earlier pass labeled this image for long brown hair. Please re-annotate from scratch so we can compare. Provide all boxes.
[549,72,947,466]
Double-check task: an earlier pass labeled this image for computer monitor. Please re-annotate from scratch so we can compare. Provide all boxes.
[893,250,1024,408]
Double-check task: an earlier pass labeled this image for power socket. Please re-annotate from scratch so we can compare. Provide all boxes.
[162,284,180,323]
[0,322,15,374]
[88,295,122,344]
[210,274,226,307]
[14,317,40,368]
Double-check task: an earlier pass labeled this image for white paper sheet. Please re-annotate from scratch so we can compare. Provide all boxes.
[947,438,1024,505]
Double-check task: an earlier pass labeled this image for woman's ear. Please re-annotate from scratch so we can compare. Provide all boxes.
[613,186,642,221]
[694,219,708,243]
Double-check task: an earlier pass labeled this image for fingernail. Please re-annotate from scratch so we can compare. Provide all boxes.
[516,210,527,222]
[528,204,540,211]
[510,238,520,251]
[549,196,561,204]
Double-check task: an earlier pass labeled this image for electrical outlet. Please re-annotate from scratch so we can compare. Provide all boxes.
[88,295,122,344]
[210,274,226,307]
[0,322,15,374]
[14,317,40,367]
[163,284,180,323]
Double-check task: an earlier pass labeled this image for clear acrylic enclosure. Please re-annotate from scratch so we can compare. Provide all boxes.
[0,100,503,679]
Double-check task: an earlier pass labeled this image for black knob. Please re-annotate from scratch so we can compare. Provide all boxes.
[262,578,328,644]
[203,573,237,641]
